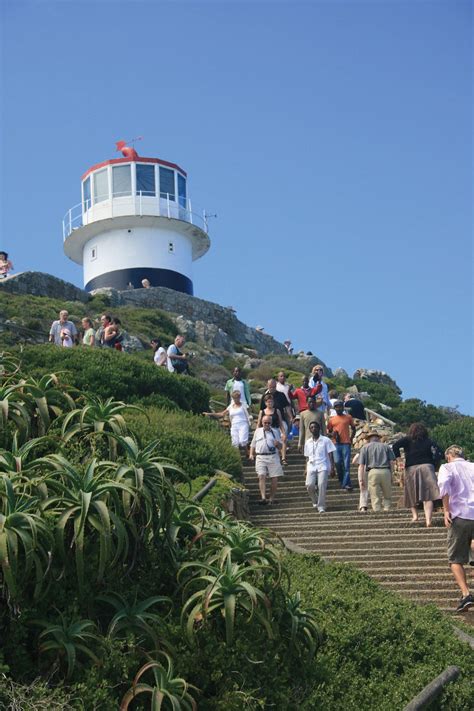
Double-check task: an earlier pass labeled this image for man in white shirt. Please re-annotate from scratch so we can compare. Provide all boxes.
[438,445,474,613]
[250,416,284,505]
[304,421,336,513]
[167,335,189,374]
[49,310,78,346]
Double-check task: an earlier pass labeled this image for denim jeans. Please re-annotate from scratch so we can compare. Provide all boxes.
[334,443,352,488]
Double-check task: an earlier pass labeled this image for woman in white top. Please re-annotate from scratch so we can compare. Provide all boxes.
[151,338,167,367]
[204,390,251,450]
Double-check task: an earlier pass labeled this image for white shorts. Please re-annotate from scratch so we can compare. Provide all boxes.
[305,467,329,487]
[255,454,283,478]
[231,422,249,447]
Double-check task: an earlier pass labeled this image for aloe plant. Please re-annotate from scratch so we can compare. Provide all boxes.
[120,654,198,710]
[0,434,53,497]
[44,456,135,587]
[0,382,31,445]
[35,614,101,679]
[180,558,273,645]
[19,374,75,435]
[98,590,172,649]
[61,396,144,459]
[281,591,321,658]
[0,478,53,599]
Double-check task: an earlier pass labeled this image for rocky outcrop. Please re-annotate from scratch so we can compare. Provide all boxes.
[91,286,287,357]
[352,368,401,394]
[0,272,89,302]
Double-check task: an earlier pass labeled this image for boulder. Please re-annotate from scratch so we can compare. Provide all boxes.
[334,367,349,379]
[352,368,401,394]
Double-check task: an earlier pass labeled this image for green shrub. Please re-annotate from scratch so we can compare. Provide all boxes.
[176,472,245,514]
[127,407,242,480]
[13,346,210,413]
[431,418,474,460]
[390,398,451,429]
[285,554,474,710]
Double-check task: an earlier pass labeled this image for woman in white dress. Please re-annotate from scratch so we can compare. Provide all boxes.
[204,390,251,451]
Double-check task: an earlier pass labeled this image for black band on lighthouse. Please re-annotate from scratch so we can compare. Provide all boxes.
[85,268,193,294]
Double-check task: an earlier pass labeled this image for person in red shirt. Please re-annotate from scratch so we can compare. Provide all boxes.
[328,400,356,490]
[289,375,322,414]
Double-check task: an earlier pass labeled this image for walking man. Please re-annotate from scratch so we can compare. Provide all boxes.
[304,421,336,513]
[309,365,331,417]
[357,431,395,512]
[328,400,356,490]
[438,445,474,613]
[249,416,284,505]
[225,367,251,406]
[290,375,321,415]
[298,396,326,451]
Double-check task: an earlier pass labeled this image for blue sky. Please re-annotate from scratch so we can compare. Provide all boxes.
[1,0,472,414]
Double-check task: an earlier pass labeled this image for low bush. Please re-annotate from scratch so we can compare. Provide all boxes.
[127,407,242,480]
[286,554,474,710]
[431,418,474,460]
[13,345,210,413]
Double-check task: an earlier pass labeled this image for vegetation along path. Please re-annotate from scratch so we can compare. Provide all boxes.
[245,450,466,616]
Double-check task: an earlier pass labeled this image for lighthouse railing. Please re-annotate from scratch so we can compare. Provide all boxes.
[63,194,208,240]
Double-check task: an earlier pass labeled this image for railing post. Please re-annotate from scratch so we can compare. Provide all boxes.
[203,210,208,233]
[167,193,170,218]
[139,190,142,216]
[69,209,72,236]
[188,198,193,224]
[157,193,160,217]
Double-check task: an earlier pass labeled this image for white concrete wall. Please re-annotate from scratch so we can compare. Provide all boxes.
[82,225,193,285]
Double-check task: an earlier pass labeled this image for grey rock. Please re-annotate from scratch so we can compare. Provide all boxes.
[352,368,401,394]
[121,333,144,352]
[334,367,349,379]
[0,272,89,302]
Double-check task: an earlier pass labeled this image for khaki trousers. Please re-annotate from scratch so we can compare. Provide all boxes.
[368,468,392,511]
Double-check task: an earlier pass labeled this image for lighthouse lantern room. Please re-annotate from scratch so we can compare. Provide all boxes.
[63,142,210,294]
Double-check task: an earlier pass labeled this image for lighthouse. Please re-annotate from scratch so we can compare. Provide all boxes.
[62,142,210,294]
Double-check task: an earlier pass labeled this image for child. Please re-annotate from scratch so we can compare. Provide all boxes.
[0,251,13,278]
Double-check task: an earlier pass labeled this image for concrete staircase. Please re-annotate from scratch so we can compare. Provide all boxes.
[243,450,470,617]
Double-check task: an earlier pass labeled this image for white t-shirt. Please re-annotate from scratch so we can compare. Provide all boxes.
[154,347,167,366]
[226,403,249,426]
[304,435,336,470]
[276,382,292,405]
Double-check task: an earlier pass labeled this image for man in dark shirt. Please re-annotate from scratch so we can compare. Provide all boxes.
[344,393,366,421]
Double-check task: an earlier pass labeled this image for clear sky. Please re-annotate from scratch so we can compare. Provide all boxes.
[1,0,472,414]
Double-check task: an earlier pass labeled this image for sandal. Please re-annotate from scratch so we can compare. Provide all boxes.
[282,459,288,466]
[258,499,269,506]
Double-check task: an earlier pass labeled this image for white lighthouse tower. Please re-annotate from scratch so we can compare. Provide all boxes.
[63,141,210,294]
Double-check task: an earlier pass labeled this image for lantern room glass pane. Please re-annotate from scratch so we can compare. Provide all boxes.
[93,169,109,204]
[136,164,156,196]
[178,174,187,208]
[83,176,91,211]
[160,167,175,201]
[113,165,132,197]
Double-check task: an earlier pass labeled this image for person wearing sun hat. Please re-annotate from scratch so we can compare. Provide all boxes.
[358,430,396,512]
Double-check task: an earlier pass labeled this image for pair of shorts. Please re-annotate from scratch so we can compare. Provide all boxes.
[447,517,474,564]
[255,454,283,478]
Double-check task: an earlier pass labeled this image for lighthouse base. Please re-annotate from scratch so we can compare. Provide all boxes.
[85,268,193,294]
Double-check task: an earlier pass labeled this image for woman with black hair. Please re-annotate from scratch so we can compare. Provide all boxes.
[151,338,167,367]
[392,423,441,527]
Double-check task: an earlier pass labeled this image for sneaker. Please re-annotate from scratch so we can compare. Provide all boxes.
[318,508,326,513]
[455,594,474,613]
[258,499,269,506]
[344,486,353,492]
[359,507,368,513]
[312,504,318,508]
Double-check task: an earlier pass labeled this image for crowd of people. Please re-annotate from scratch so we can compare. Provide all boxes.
[48,309,193,374]
[209,364,474,613]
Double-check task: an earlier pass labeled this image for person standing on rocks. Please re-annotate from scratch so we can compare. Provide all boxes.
[344,392,366,421]
[167,335,190,374]
[438,445,474,613]
[327,401,356,490]
[249,415,284,505]
[225,367,251,407]
[304,421,336,513]
[298,396,326,450]
[357,431,395,512]
[49,310,78,346]
[0,251,13,278]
